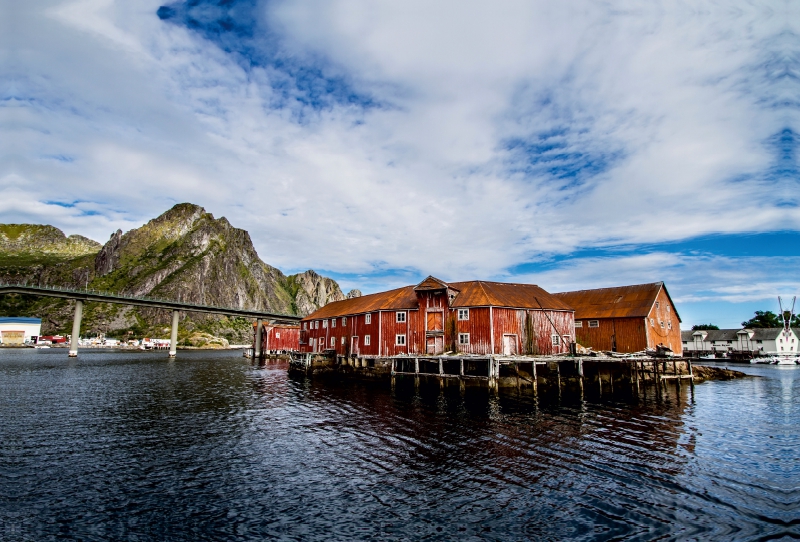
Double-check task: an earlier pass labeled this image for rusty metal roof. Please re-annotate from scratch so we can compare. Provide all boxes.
[449,281,573,311]
[302,280,572,320]
[553,282,675,320]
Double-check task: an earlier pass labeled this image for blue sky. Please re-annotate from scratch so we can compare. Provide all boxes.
[2,0,799,328]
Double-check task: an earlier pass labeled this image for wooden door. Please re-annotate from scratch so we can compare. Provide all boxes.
[427,336,444,354]
[427,311,443,331]
[351,336,359,355]
[503,334,517,356]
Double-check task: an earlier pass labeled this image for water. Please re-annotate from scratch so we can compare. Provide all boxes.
[1,350,797,541]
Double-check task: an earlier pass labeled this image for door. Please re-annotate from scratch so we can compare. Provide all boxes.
[503,334,517,356]
[426,311,443,331]
[351,336,359,355]
[426,336,444,354]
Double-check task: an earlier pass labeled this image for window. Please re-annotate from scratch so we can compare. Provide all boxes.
[656,301,660,309]
[341,336,345,345]
[589,320,599,328]
[342,317,347,326]
[330,337,335,347]
[457,309,469,321]
[396,311,407,323]
[365,335,371,346]
[649,318,654,326]
[660,321,665,329]
[667,322,672,330]
[315,321,319,329]
[365,313,371,324]
[276,332,281,338]
[667,306,670,313]
[332,319,336,328]
[323,320,328,328]
[458,333,470,345]
[575,321,583,328]
[551,335,560,346]
[303,322,307,330]
[396,334,406,345]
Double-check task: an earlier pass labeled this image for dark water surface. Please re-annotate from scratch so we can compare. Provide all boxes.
[1,349,797,541]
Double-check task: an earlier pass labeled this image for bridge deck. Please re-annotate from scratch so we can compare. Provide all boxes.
[0,283,300,324]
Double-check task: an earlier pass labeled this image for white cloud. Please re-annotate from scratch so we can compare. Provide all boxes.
[1,0,798,315]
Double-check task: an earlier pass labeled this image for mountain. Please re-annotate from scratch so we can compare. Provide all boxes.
[0,203,353,342]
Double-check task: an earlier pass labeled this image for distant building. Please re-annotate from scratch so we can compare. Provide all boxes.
[254,323,300,353]
[682,328,798,356]
[300,276,574,357]
[553,282,682,355]
[0,317,42,345]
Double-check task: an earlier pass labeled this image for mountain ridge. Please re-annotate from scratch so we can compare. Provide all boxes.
[0,203,355,342]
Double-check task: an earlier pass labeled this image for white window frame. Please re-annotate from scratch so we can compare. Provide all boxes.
[667,321,672,330]
[575,321,583,328]
[341,336,345,345]
[323,320,328,328]
[458,333,470,345]
[303,322,307,330]
[332,319,336,328]
[315,321,319,329]
[551,334,560,346]
[365,313,371,324]
[330,337,335,347]
[457,309,469,321]
[365,335,371,346]
[396,334,406,345]
[589,320,599,328]
[660,321,665,329]
[649,318,654,326]
[396,311,407,323]
[656,301,660,309]
[342,316,347,326]
[276,332,281,338]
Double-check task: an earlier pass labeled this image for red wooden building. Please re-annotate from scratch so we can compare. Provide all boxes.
[299,276,574,357]
[553,282,682,355]
[253,323,300,353]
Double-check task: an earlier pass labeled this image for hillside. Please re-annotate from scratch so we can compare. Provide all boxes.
[0,203,352,342]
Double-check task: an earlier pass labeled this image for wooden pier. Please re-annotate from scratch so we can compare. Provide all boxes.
[288,352,695,396]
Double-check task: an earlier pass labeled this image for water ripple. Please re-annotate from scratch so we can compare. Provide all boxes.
[1,351,799,540]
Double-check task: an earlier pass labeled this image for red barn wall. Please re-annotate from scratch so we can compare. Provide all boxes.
[574,318,648,353]
[646,288,682,354]
[261,325,299,352]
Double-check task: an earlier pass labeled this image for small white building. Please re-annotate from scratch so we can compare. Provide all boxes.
[0,317,42,345]
[682,327,799,356]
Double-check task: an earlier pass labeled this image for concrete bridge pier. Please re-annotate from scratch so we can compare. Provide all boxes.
[169,310,179,358]
[254,318,263,359]
[68,299,83,357]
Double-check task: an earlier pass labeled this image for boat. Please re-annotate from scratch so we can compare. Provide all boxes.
[770,354,800,365]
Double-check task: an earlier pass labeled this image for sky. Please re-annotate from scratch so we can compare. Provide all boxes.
[2,0,799,328]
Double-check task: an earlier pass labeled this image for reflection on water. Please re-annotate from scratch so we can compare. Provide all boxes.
[0,350,798,540]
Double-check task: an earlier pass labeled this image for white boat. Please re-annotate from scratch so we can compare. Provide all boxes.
[767,354,799,365]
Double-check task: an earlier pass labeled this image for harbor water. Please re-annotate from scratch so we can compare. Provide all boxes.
[1,349,797,540]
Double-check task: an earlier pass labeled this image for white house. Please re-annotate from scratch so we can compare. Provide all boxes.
[682,327,799,356]
[0,317,42,345]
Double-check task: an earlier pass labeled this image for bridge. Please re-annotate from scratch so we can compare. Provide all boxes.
[0,283,300,358]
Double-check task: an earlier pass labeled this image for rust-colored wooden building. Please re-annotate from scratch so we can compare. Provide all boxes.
[253,323,300,353]
[553,282,682,355]
[299,276,574,356]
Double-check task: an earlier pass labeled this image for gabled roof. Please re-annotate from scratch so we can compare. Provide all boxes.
[449,281,572,311]
[414,276,456,291]
[687,329,740,342]
[553,282,680,321]
[302,280,572,320]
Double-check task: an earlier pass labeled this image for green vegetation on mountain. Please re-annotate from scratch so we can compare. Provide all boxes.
[0,203,350,342]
